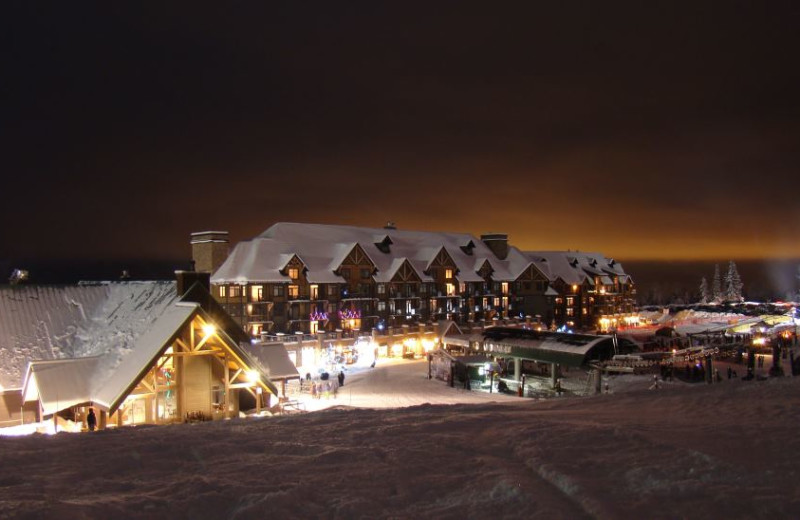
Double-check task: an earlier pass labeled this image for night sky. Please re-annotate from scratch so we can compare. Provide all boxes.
[3,1,799,267]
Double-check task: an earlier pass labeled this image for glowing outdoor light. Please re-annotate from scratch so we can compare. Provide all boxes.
[246,370,260,383]
[202,323,216,336]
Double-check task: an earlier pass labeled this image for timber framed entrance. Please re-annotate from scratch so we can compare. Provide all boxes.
[110,313,273,426]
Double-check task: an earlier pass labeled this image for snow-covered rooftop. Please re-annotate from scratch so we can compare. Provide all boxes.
[0,282,178,391]
[211,222,634,289]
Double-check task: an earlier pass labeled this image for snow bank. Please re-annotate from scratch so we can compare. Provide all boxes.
[0,360,798,518]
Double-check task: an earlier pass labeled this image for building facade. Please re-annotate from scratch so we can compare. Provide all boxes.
[197,223,637,337]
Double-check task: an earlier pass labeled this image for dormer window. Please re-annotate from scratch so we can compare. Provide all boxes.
[288,267,299,279]
[460,240,475,255]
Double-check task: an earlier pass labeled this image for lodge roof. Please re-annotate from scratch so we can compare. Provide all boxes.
[211,223,633,289]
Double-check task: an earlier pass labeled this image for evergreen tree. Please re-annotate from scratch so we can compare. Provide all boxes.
[699,277,710,304]
[725,260,743,302]
[711,264,723,303]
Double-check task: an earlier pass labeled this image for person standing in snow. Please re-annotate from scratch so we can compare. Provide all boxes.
[311,382,318,399]
[338,371,345,387]
[87,407,97,431]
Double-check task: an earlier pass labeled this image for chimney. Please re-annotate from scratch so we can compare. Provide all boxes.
[480,233,509,260]
[384,221,397,230]
[190,231,229,273]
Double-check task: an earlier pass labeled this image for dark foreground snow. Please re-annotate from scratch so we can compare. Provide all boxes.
[1,360,799,519]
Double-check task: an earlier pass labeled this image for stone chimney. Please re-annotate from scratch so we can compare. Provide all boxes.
[190,231,229,273]
[480,233,509,260]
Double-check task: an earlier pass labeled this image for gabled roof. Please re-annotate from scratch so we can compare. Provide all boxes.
[0,282,178,391]
[244,343,300,380]
[520,251,632,286]
[211,223,632,290]
[11,282,278,417]
[94,302,198,411]
[22,357,101,416]
[215,223,525,286]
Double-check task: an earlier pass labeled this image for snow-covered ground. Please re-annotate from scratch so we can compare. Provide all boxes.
[1,358,798,518]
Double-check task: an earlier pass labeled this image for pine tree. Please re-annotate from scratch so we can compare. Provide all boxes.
[725,260,743,302]
[711,264,722,303]
[699,277,710,304]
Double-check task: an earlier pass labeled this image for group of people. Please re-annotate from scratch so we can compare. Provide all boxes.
[309,371,346,400]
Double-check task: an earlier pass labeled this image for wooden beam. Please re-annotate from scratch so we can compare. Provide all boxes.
[194,333,212,352]
[229,368,243,385]
[175,338,191,353]
[224,353,230,419]
[167,350,224,358]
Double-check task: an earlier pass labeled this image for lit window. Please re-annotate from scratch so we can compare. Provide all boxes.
[288,268,299,279]
[310,285,319,300]
[501,282,508,295]
[219,286,227,298]
[229,286,241,298]
[445,269,453,279]
[377,284,385,294]
[328,285,338,296]
[446,283,456,296]
[250,285,262,301]
[288,285,299,298]
[566,297,574,306]
[378,301,386,311]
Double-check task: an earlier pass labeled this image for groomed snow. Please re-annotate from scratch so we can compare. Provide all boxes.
[1,358,798,518]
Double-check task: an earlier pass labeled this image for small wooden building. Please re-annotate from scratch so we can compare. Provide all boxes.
[21,301,278,429]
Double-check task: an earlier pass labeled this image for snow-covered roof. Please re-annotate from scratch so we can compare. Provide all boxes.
[244,343,301,380]
[22,357,101,416]
[214,222,523,286]
[483,327,617,367]
[0,282,178,391]
[210,224,633,297]
[93,302,199,411]
[4,281,279,415]
[521,251,632,286]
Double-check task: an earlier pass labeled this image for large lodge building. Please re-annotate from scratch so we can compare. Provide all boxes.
[199,223,637,337]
